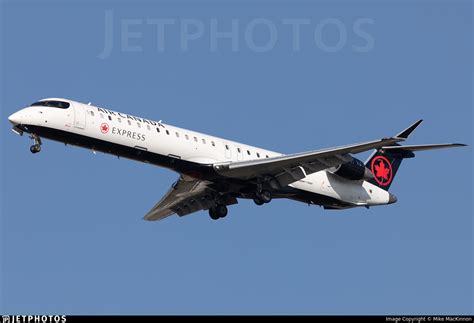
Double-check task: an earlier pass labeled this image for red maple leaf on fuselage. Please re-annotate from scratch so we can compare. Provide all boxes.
[375,161,390,180]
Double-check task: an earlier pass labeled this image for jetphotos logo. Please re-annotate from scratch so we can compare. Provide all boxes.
[371,155,393,187]
[1,316,66,323]
[97,10,375,59]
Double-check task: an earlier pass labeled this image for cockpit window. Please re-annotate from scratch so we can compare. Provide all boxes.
[31,100,70,109]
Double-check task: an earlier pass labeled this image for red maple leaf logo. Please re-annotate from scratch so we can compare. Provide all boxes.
[100,123,109,134]
[371,156,393,187]
[375,161,390,180]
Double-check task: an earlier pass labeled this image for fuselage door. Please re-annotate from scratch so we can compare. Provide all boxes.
[73,103,86,129]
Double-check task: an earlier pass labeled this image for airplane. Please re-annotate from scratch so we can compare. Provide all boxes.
[8,98,466,221]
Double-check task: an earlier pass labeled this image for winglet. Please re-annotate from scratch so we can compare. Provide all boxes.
[396,119,423,139]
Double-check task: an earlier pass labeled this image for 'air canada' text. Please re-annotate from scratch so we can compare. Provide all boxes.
[97,107,161,126]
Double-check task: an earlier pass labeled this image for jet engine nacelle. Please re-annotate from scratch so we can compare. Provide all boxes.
[330,158,374,181]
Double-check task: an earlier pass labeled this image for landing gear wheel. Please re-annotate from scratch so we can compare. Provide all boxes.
[29,134,42,154]
[215,204,228,218]
[209,207,220,220]
[253,197,264,206]
[257,190,272,204]
[30,144,41,154]
[209,204,228,220]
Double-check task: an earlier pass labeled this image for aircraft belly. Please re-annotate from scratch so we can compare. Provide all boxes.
[290,171,388,206]
[290,171,341,201]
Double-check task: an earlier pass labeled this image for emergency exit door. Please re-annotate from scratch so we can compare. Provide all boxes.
[73,103,86,129]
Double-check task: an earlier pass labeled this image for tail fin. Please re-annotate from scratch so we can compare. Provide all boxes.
[365,147,414,191]
[365,119,466,191]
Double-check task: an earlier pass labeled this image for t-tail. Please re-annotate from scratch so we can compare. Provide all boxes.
[365,120,466,191]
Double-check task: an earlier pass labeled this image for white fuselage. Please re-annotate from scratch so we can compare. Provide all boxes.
[8,98,392,207]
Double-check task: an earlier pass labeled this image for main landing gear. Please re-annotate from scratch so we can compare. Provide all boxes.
[209,204,228,220]
[29,134,42,154]
[253,190,272,206]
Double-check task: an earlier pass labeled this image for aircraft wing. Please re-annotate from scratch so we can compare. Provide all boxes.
[214,137,404,188]
[144,175,237,221]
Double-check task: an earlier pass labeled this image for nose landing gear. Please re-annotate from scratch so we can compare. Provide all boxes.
[29,134,42,154]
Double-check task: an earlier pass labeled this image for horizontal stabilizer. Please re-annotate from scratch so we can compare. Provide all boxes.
[381,143,467,152]
[366,142,466,191]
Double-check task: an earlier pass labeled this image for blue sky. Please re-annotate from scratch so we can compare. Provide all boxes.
[1,0,472,315]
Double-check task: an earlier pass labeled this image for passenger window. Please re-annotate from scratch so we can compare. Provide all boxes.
[166,130,170,135]
[202,139,206,144]
[90,111,95,117]
[127,120,131,125]
[225,145,229,150]
[185,134,189,140]
[237,148,241,153]
[147,125,150,130]
[175,132,180,138]
[100,113,104,119]
[108,115,112,121]
[118,118,121,123]
[211,141,215,147]
[247,150,251,155]
[257,152,260,158]
[194,137,198,142]
[156,127,160,133]
[266,155,269,158]
[137,122,141,128]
